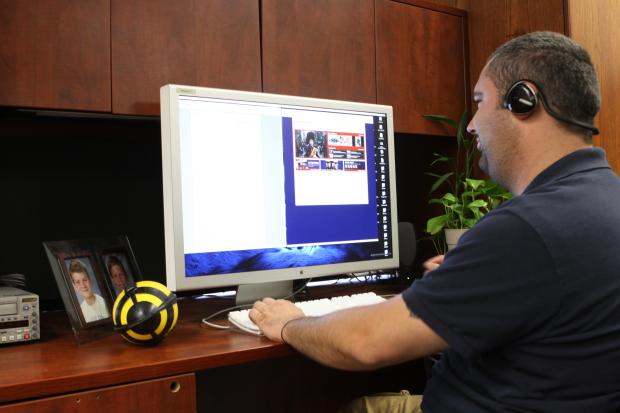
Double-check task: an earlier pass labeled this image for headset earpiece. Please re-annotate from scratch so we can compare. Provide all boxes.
[503,81,538,116]
[503,80,599,135]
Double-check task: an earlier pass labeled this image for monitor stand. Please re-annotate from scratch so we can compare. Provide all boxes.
[235,280,294,306]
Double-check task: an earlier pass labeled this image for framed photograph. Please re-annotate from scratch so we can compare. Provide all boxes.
[43,236,142,344]
[63,254,111,324]
[95,236,142,299]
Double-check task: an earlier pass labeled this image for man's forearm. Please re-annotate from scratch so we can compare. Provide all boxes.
[255,295,448,371]
[281,306,381,371]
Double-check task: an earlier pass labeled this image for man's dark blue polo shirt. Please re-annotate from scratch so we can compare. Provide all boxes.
[403,148,620,412]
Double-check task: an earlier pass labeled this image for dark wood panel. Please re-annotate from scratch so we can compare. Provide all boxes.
[0,0,111,111]
[196,354,426,413]
[419,0,459,8]
[461,0,508,92]
[376,0,467,134]
[390,0,467,15]
[261,0,376,103]
[0,374,195,413]
[111,0,261,115]
[509,0,565,38]
[462,0,566,100]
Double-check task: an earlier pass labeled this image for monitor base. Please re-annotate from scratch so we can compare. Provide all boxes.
[235,280,294,306]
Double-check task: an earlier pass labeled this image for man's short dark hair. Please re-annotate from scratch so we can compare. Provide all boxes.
[485,31,600,141]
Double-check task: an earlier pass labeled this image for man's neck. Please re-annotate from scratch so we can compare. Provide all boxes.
[510,129,591,195]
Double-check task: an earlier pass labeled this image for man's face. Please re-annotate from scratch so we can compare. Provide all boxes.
[110,264,128,290]
[467,72,521,188]
[71,271,93,299]
[308,138,315,147]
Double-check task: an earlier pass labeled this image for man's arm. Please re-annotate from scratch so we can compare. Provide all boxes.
[250,294,448,371]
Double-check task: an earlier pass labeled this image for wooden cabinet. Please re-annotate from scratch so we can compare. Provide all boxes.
[445,0,620,175]
[376,0,468,134]
[0,0,111,112]
[0,0,469,125]
[567,0,620,174]
[111,0,262,115]
[461,0,565,109]
[261,0,376,103]
[0,374,196,413]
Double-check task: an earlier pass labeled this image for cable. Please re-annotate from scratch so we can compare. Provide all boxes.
[0,273,27,288]
[201,278,313,330]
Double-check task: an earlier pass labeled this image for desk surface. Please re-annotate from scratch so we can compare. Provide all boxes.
[0,281,404,404]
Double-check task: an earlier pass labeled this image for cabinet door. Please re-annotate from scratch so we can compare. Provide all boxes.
[0,0,111,112]
[376,0,467,134]
[262,0,376,103]
[112,0,262,116]
[0,373,195,413]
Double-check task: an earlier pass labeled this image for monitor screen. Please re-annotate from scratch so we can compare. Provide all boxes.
[160,85,399,298]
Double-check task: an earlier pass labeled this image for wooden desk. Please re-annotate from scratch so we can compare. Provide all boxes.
[0,282,424,412]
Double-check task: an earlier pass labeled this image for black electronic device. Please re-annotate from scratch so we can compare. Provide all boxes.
[503,80,599,135]
[398,222,416,276]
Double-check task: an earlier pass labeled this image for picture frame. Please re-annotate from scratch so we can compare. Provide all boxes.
[95,237,142,299]
[43,236,142,344]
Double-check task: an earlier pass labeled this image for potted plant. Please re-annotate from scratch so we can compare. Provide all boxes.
[424,112,512,253]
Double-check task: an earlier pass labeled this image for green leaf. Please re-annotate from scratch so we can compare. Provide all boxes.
[442,193,458,203]
[467,200,488,208]
[428,198,445,205]
[465,178,486,190]
[461,190,481,198]
[456,111,469,147]
[425,172,442,178]
[426,215,449,235]
[429,156,450,166]
[463,218,478,228]
[429,172,453,193]
[423,114,458,127]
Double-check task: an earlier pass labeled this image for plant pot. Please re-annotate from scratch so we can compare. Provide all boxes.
[445,228,468,251]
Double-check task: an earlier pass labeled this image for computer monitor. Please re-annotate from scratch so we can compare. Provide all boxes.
[160,85,399,304]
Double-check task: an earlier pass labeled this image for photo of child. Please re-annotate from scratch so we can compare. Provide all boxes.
[103,253,135,296]
[66,257,110,323]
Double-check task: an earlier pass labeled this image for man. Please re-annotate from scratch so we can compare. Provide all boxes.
[250,31,620,412]
[70,259,110,323]
[304,131,320,158]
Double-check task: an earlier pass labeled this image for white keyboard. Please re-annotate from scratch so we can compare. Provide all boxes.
[228,292,386,335]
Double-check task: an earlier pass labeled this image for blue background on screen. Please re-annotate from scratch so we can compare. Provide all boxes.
[185,243,374,276]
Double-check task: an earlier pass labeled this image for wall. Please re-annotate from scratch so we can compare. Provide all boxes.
[465,0,565,89]
[428,0,620,175]
[426,0,565,97]
[567,0,620,174]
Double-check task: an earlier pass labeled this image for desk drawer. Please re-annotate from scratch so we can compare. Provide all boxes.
[0,373,195,413]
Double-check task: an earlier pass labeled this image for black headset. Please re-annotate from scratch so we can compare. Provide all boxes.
[503,80,599,135]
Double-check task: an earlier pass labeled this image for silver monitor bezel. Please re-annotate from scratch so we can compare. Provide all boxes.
[160,84,399,292]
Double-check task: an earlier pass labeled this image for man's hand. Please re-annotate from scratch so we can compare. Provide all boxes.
[423,255,445,274]
[249,298,305,342]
